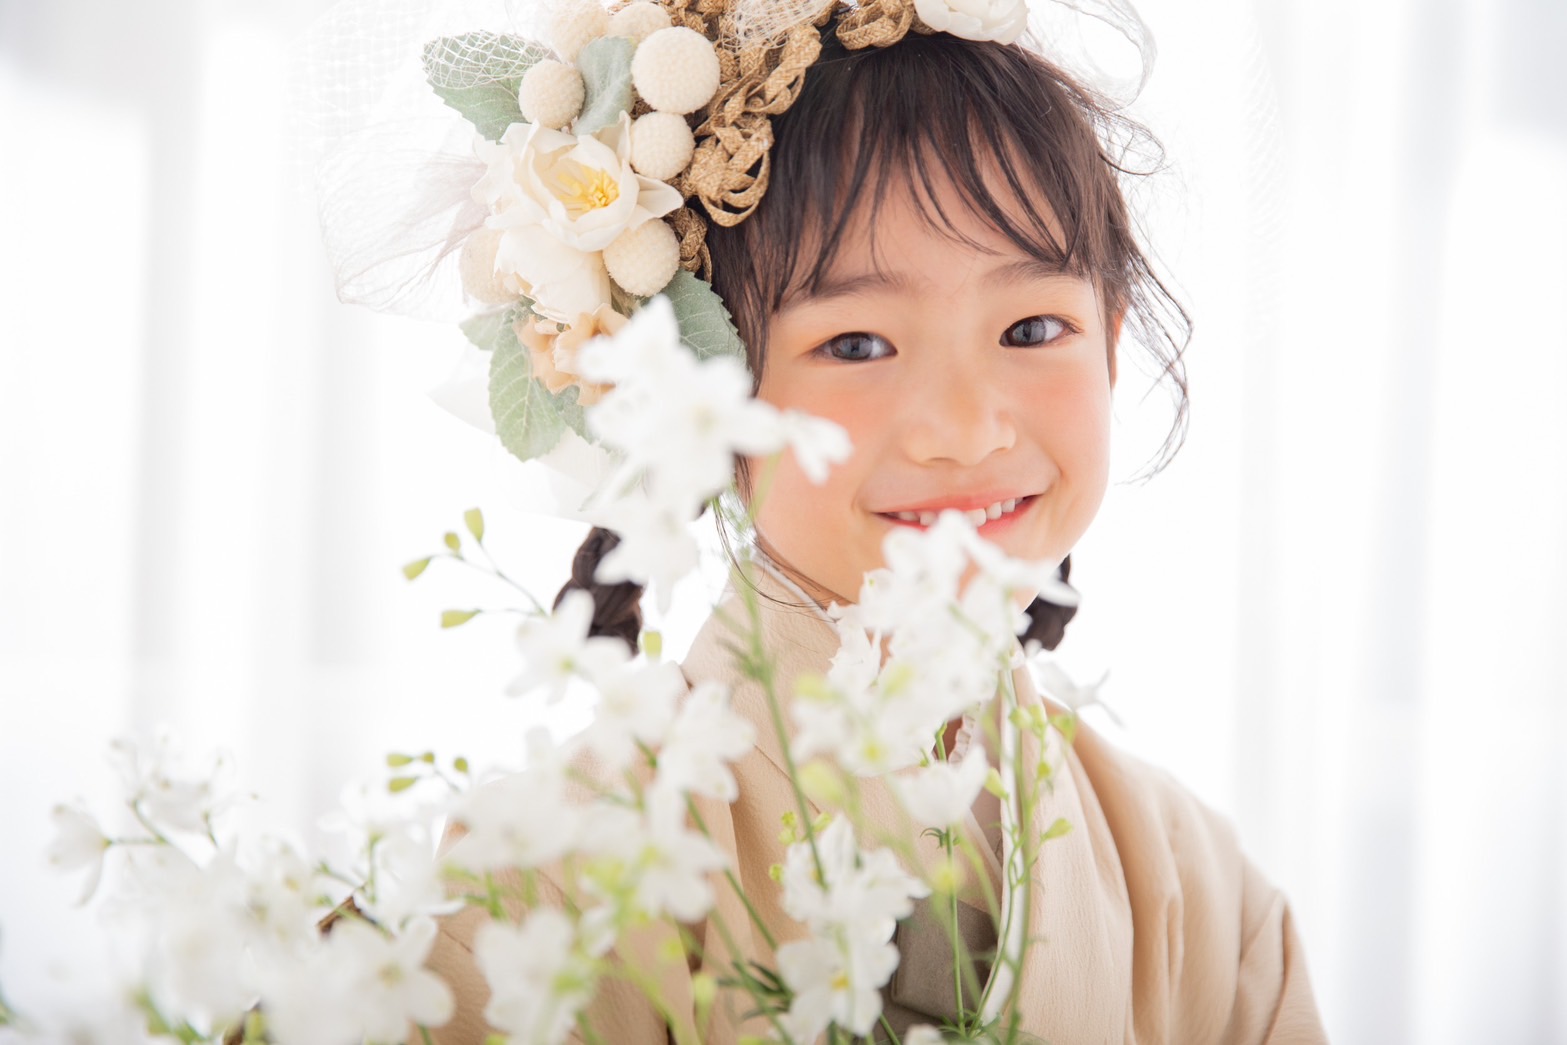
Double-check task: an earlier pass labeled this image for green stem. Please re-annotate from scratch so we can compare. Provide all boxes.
[445,552,547,615]
[738,575,826,884]
[685,798,778,951]
[600,957,703,1045]
[574,1012,609,1045]
[946,832,966,1023]
[127,800,175,848]
[473,537,547,614]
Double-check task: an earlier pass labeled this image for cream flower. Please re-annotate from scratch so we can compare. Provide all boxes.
[514,305,626,406]
[914,0,1030,44]
[473,115,683,321]
[47,803,109,903]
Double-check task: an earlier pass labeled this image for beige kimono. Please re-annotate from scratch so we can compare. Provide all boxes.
[423,563,1328,1044]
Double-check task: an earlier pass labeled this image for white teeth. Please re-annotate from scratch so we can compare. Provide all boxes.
[887,497,1029,526]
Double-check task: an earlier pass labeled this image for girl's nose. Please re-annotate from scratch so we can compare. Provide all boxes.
[902,357,1018,466]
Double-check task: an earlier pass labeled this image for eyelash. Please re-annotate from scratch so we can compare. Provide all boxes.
[813,315,1077,362]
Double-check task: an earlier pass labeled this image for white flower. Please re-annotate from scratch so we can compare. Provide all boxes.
[108,729,237,836]
[792,603,962,777]
[778,408,852,484]
[575,297,806,608]
[775,820,926,1039]
[913,0,1030,43]
[132,848,256,1027]
[507,588,631,704]
[959,518,1078,608]
[890,745,990,829]
[326,916,455,1042]
[577,659,684,771]
[655,681,756,801]
[452,733,580,872]
[587,784,728,922]
[777,931,900,1040]
[362,821,460,929]
[797,511,1070,779]
[780,818,928,936]
[240,837,333,956]
[254,940,361,1045]
[793,656,940,777]
[477,909,600,1045]
[473,115,683,321]
[581,297,786,507]
[859,512,971,632]
[1031,659,1115,718]
[578,296,802,609]
[589,493,701,614]
[46,803,109,903]
[905,1026,949,1045]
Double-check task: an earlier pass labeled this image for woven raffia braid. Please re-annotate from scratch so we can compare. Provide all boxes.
[834,0,918,48]
[669,206,712,276]
[670,0,921,231]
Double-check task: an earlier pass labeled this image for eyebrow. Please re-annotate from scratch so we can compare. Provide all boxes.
[778,256,1083,312]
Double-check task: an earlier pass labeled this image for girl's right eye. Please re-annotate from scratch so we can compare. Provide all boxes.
[814,332,894,363]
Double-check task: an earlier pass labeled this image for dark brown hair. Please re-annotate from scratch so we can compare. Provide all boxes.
[562,22,1191,649]
[713,25,1191,472]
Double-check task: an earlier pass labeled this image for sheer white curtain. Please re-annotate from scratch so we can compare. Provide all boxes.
[1070,0,1567,1042]
[1,0,1563,1040]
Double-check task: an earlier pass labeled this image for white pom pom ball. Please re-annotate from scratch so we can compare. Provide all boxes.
[459,227,516,305]
[607,2,672,43]
[630,112,696,180]
[604,220,681,296]
[550,1,610,62]
[631,26,721,116]
[519,60,586,130]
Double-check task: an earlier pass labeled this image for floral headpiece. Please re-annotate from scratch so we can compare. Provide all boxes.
[419,0,1038,466]
[315,0,1152,473]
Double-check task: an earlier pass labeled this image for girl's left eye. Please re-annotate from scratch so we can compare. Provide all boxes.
[1001,315,1073,348]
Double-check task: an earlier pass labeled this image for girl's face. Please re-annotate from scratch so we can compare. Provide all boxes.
[747,173,1120,607]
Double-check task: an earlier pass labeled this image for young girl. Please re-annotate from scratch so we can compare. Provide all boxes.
[417,8,1327,1043]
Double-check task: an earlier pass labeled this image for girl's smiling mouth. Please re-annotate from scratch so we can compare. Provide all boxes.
[876,493,1040,532]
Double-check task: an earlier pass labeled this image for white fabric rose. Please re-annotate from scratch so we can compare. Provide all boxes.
[472,115,683,321]
[913,0,1030,44]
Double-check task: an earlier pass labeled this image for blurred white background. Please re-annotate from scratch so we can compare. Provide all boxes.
[2,0,1564,1041]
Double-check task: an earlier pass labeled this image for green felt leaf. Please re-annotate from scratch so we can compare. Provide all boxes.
[488,307,588,463]
[460,307,517,353]
[429,82,524,141]
[423,32,549,88]
[422,32,547,140]
[574,36,635,135]
[662,270,747,364]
